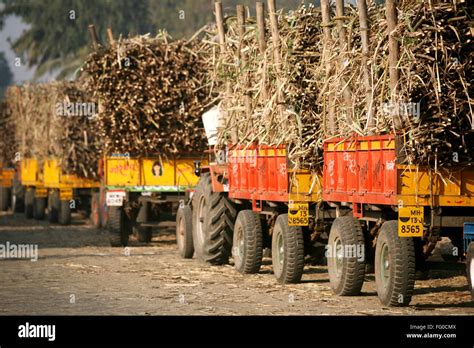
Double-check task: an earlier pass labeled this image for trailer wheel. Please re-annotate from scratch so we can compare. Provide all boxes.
[47,190,60,223]
[375,220,416,307]
[0,186,10,211]
[327,216,366,296]
[25,188,34,219]
[90,192,101,228]
[271,214,305,284]
[467,243,474,301]
[108,206,129,247]
[33,197,46,220]
[192,173,237,265]
[233,210,263,274]
[176,205,194,258]
[58,200,71,225]
[12,179,25,213]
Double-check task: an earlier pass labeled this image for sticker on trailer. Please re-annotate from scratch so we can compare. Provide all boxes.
[106,191,126,207]
[398,206,424,237]
[288,202,309,226]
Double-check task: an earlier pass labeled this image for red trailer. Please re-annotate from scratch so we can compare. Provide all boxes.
[323,134,474,306]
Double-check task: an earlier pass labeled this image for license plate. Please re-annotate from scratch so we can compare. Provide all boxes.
[106,191,126,207]
[398,206,424,237]
[288,202,309,226]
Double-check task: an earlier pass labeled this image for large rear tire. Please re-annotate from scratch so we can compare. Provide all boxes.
[0,186,10,211]
[108,206,129,247]
[327,216,366,296]
[47,190,60,223]
[176,205,194,259]
[233,210,263,274]
[12,179,25,213]
[271,214,305,284]
[467,243,474,301]
[375,220,416,307]
[192,173,237,265]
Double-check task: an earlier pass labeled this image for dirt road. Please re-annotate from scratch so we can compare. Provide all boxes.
[0,212,472,316]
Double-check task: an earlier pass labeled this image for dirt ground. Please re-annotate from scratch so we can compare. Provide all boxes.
[0,212,472,316]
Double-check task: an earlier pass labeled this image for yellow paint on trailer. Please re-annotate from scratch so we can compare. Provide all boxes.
[21,158,41,186]
[288,170,322,203]
[44,159,60,187]
[1,168,14,187]
[105,157,141,186]
[397,165,474,207]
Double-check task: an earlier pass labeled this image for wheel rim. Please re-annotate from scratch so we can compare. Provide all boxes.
[275,230,284,268]
[177,214,184,251]
[334,237,344,278]
[196,196,206,247]
[380,243,390,288]
[234,224,244,263]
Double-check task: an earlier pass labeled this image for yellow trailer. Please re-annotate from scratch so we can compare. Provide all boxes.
[43,158,100,225]
[0,165,15,211]
[102,154,206,247]
[20,158,47,219]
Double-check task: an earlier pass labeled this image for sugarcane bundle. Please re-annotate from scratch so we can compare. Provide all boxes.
[214,0,473,170]
[82,30,215,157]
[5,82,101,178]
[0,101,17,167]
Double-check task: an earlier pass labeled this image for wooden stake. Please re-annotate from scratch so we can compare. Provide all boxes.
[321,0,335,136]
[88,24,99,51]
[107,27,115,48]
[386,0,401,130]
[267,0,284,120]
[237,5,252,135]
[357,0,375,133]
[256,2,268,123]
[335,0,353,125]
[214,1,238,143]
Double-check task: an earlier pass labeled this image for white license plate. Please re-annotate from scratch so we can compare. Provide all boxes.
[106,191,126,207]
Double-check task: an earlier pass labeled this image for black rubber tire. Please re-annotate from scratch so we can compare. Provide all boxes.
[90,192,101,228]
[107,206,129,247]
[191,173,237,265]
[327,216,366,296]
[47,190,60,223]
[467,243,474,301]
[33,197,46,220]
[58,200,71,225]
[232,210,263,274]
[134,202,152,243]
[375,220,416,307]
[12,179,25,213]
[0,186,10,211]
[176,205,194,259]
[271,214,305,284]
[25,188,34,219]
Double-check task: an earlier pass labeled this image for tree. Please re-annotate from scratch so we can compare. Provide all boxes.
[0,52,13,99]
[0,0,153,79]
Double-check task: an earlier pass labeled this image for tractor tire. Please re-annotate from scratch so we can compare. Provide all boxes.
[33,197,46,220]
[134,202,152,243]
[271,214,305,284]
[90,192,101,228]
[467,243,474,301]
[58,200,71,225]
[327,216,366,296]
[192,173,237,265]
[232,210,263,274]
[375,220,416,307]
[48,190,60,223]
[25,188,34,219]
[0,186,10,211]
[107,206,129,247]
[176,205,194,259]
